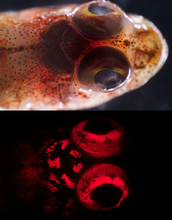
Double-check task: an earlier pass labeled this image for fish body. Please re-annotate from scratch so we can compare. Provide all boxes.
[0,1,168,109]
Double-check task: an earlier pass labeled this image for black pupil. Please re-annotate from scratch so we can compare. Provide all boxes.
[88,3,114,15]
[90,184,122,208]
[83,118,114,134]
[95,69,121,90]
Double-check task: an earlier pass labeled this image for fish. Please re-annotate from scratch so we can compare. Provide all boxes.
[0,0,168,110]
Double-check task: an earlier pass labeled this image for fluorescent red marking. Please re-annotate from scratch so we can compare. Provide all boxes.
[69,149,82,158]
[46,141,57,156]
[44,181,58,192]
[61,174,75,189]
[76,163,129,210]
[46,146,54,156]
[60,139,70,150]
[47,157,61,168]
[49,172,61,184]
[73,162,83,173]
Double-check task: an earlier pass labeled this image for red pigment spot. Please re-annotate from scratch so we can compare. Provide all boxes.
[69,149,82,158]
[47,157,61,168]
[46,142,57,156]
[60,139,70,150]
[61,174,75,189]
[73,162,83,173]
[44,181,58,192]
[49,172,61,184]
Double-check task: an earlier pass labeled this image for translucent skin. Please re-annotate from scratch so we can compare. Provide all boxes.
[0,1,168,109]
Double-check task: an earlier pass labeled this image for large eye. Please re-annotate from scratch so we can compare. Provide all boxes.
[76,163,129,210]
[76,47,131,92]
[72,1,124,39]
[71,118,125,158]
[88,2,114,15]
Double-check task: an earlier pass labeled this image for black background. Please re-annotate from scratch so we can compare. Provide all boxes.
[0,0,171,110]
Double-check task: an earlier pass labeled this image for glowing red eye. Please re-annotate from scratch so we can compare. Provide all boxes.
[76,163,129,210]
[71,118,125,158]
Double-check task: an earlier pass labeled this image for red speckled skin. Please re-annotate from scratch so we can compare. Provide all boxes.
[0,1,168,109]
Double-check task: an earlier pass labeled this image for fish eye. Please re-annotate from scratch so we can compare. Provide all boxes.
[76,46,131,92]
[95,69,121,91]
[88,3,114,15]
[72,1,124,39]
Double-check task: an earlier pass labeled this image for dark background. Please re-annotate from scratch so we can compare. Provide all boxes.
[0,112,169,219]
[0,0,171,110]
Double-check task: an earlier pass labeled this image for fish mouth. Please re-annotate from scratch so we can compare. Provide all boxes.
[128,14,169,83]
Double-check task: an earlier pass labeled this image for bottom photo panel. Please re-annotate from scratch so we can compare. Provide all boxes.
[0,112,166,219]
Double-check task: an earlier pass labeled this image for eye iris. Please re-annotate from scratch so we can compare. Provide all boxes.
[88,3,114,15]
[95,69,121,90]
[77,46,130,92]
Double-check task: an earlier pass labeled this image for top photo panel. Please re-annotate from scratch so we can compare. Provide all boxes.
[0,0,170,110]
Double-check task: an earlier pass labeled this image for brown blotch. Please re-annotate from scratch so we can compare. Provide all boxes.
[124,40,130,46]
